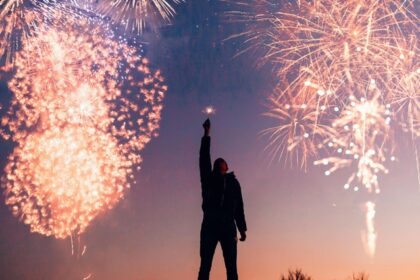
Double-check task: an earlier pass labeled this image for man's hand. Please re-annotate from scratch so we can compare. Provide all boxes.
[203,118,211,136]
[239,231,247,242]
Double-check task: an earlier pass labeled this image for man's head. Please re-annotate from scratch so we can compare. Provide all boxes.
[213,158,228,175]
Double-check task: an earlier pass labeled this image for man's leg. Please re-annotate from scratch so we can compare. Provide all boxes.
[220,234,238,280]
[198,228,218,280]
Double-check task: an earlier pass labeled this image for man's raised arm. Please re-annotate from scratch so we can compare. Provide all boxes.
[200,119,212,184]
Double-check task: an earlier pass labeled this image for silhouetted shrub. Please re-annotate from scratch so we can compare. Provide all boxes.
[352,272,369,280]
[280,269,312,280]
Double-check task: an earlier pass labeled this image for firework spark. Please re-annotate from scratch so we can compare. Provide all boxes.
[93,0,183,32]
[1,15,167,238]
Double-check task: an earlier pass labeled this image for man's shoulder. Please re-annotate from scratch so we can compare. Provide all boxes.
[226,172,240,185]
[226,171,236,178]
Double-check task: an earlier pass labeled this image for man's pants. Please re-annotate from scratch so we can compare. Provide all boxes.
[198,226,238,280]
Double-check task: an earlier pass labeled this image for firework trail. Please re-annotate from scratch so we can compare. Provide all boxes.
[92,0,183,32]
[223,0,279,61]
[362,201,377,257]
[1,14,167,238]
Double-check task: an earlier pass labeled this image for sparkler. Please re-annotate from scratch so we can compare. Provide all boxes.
[202,106,216,115]
[1,15,167,238]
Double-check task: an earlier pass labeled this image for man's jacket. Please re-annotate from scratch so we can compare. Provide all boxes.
[199,136,247,235]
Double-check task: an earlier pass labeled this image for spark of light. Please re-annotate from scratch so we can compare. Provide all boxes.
[1,14,167,239]
[202,106,216,115]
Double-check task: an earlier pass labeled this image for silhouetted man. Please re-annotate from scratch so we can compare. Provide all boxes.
[198,118,247,280]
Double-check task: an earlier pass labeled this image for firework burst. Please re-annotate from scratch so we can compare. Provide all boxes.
[262,84,335,169]
[226,1,416,75]
[93,0,183,32]
[229,0,419,257]
[4,126,130,238]
[314,86,393,194]
[231,0,418,182]
[1,15,167,238]
[268,0,416,86]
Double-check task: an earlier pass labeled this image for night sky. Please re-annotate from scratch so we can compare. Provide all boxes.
[1,1,420,280]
